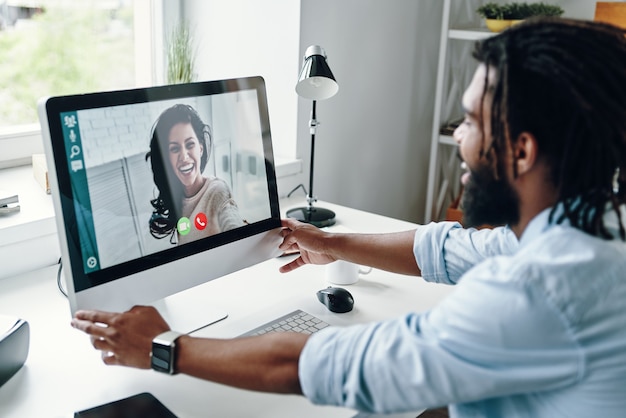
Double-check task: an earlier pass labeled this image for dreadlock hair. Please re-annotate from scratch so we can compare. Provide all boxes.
[145,104,213,240]
[472,17,626,240]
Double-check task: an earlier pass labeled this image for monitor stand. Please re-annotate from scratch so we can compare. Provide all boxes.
[150,287,228,335]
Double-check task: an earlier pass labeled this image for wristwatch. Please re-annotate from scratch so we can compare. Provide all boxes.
[151,330,183,374]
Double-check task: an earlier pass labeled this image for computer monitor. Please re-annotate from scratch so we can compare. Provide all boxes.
[38,76,283,333]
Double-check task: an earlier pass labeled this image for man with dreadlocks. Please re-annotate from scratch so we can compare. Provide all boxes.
[72,18,625,417]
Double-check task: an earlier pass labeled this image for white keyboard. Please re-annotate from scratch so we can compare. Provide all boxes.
[239,310,330,337]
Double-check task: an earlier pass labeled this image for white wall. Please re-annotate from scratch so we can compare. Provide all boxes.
[297,0,442,223]
[182,0,301,161]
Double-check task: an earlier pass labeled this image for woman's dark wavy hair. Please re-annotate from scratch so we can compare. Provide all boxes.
[473,17,626,240]
[145,104,212,240]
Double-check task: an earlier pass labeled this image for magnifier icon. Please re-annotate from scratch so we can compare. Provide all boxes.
[70,145,81,159]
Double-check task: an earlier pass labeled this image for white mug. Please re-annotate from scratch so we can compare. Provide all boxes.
[325,260,372,285]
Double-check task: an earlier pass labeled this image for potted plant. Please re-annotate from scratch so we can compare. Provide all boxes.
[166,21,198,84]
[477,2,506,20]
[477,2,564,32]
[526,2,565,17]
[477,2,511,32]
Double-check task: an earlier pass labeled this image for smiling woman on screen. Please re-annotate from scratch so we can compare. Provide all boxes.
[145,104,245,245]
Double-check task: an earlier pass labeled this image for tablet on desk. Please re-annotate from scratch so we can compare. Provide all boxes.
[74,392,177,418]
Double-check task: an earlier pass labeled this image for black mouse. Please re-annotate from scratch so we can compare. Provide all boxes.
[317,286,354,313]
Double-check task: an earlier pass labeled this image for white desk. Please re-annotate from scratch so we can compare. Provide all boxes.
[0,201,454,418]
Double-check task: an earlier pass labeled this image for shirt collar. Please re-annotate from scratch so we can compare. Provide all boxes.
[517,203,626,247]
[518,207,557,248]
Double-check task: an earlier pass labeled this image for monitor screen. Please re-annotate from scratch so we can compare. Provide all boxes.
[38,76,282,332]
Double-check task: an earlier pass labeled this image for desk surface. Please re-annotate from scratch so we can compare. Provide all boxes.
[0,201,453,418]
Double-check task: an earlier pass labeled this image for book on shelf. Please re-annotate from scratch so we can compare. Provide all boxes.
[439,118,463,136]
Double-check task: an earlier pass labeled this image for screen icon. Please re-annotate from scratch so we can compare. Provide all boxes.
[86,256,98,269]
[63,114,77,128]
[194,213,207,230]
[69,144,81,159]
[70,160,84,172]
[177,217,191,236]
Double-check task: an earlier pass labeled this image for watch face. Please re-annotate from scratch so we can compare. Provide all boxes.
[151,342,173,373]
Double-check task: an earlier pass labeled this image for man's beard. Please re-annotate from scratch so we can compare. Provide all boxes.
[461,162,521,228]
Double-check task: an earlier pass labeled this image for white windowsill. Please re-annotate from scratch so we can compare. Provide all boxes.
[0,124,43,169]
[0,158,302,280]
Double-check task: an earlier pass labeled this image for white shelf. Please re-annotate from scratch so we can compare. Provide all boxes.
[448,28,494,41]
[438,134,458,146]
[425,0,490,222]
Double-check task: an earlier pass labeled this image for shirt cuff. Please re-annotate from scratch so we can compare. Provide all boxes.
[413,221,460,284]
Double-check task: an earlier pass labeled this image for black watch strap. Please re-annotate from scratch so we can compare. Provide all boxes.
[151,330,183,374]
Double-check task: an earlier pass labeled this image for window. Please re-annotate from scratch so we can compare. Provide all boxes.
[0,0,148,168]
[1,1,135,126]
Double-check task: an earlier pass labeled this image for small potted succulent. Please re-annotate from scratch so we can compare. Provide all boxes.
[477,2,564,32]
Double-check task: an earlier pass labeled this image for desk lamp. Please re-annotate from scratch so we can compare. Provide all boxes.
[286,45,339,227]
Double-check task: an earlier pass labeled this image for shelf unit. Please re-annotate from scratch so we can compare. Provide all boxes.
[424,0,495,222]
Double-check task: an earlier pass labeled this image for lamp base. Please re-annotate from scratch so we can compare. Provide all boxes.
[286,206,336,228]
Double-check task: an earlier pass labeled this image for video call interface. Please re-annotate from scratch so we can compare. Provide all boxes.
[52,83,278,291]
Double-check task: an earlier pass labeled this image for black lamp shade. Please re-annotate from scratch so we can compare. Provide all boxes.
[296,46,339,100]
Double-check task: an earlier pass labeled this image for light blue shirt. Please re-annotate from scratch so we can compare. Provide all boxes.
[299,207,626,417]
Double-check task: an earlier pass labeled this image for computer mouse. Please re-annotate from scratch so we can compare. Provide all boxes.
[316,286,354,313]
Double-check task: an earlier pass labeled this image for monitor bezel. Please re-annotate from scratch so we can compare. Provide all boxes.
[39,76,282,315]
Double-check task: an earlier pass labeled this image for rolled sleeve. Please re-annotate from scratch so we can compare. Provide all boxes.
[414,222,518,285]
[299,320,439,412]
[299,327,344,407]
[414,221,461,284]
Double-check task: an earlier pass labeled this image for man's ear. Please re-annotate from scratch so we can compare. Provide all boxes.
[514,132,538,176]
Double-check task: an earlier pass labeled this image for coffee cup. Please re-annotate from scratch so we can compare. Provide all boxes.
[325,260,372,285]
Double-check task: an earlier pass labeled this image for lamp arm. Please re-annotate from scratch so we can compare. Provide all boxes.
[307,100,318,209]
